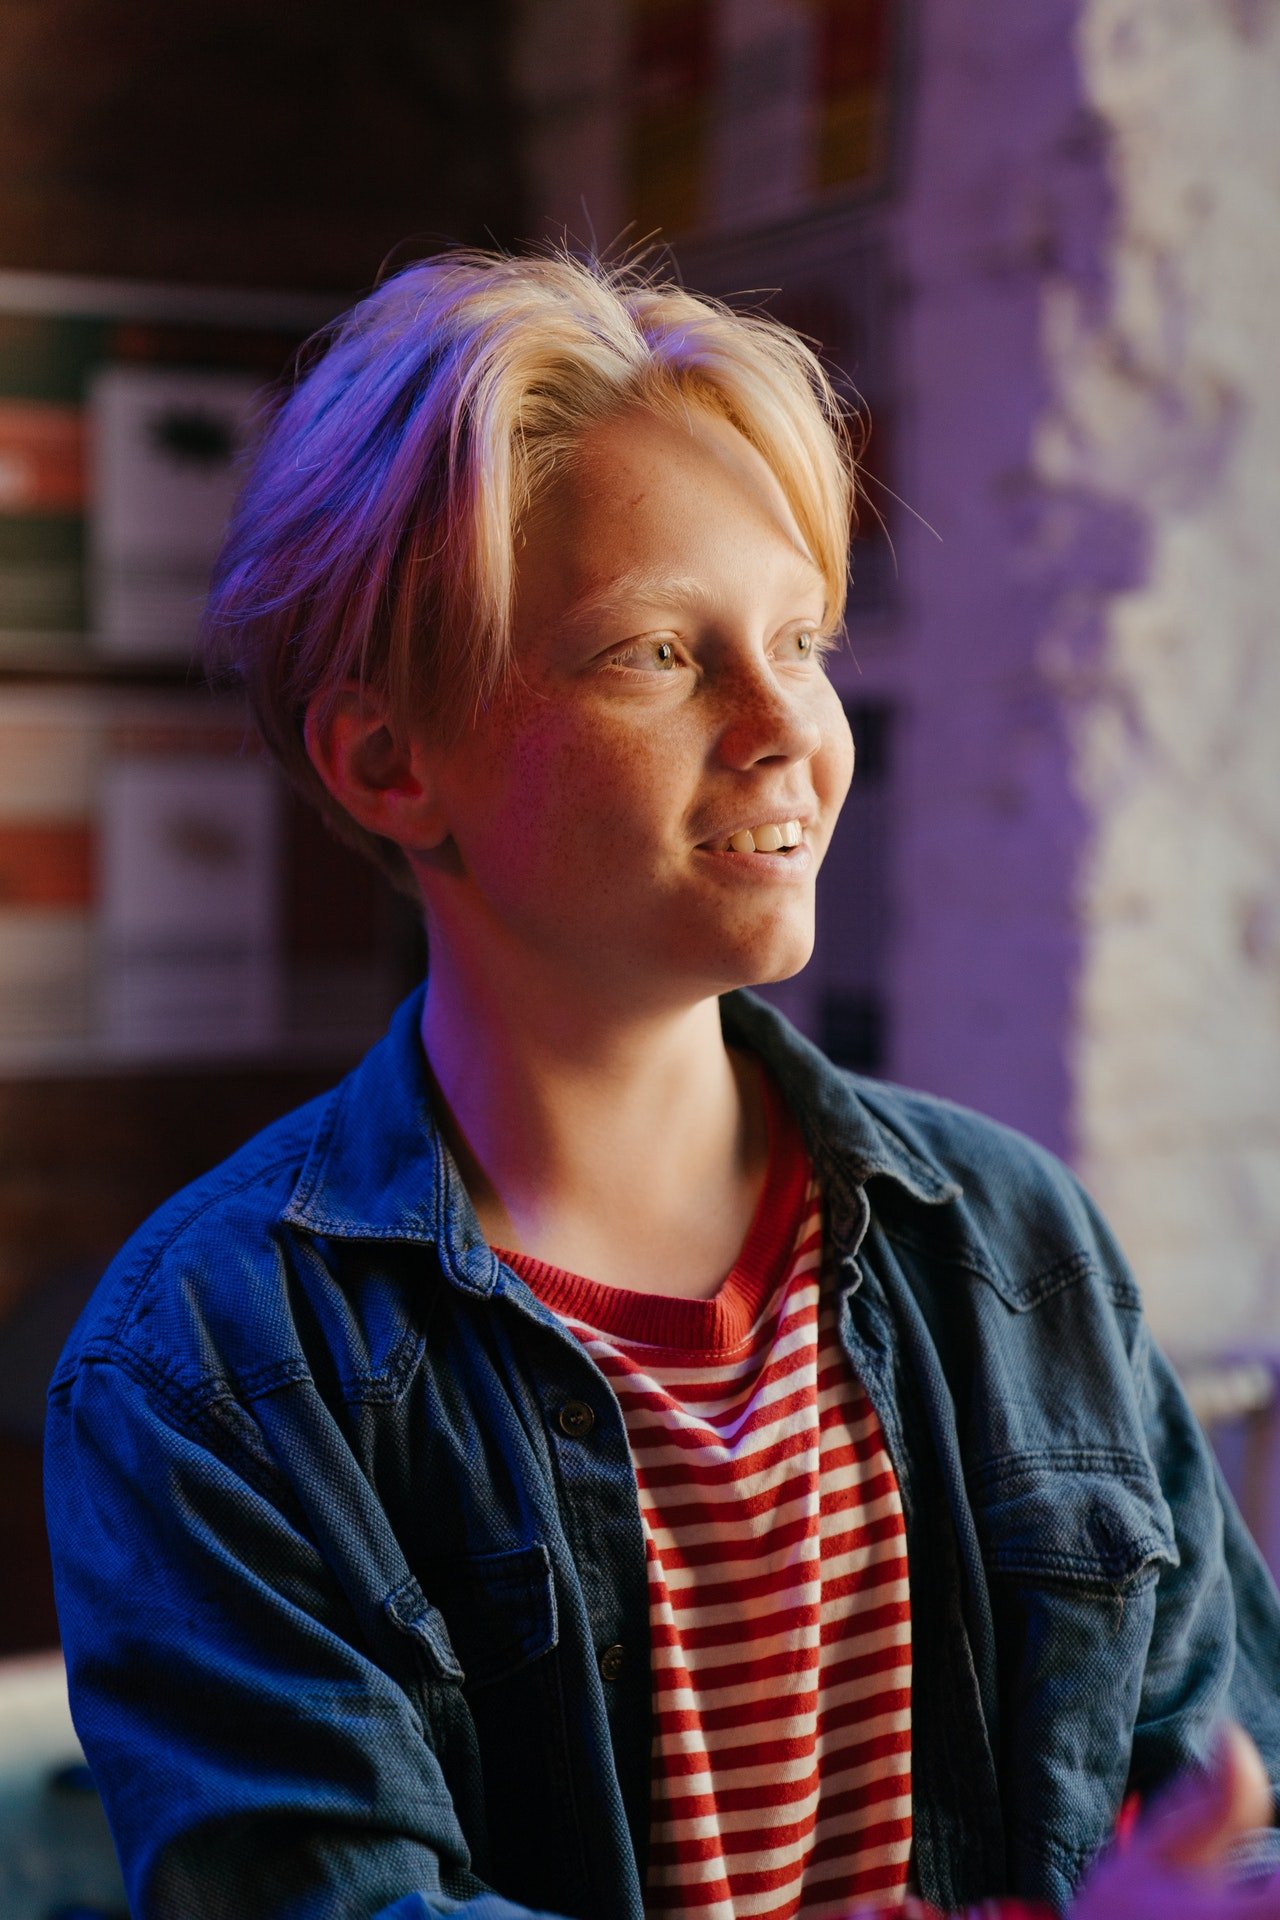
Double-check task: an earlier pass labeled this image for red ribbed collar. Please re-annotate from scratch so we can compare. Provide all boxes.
[494,1069,812,1355]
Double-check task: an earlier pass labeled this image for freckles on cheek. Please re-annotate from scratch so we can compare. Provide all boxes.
[505,728,618,857]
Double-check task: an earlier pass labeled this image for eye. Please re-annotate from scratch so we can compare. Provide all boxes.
[611,638,680,673]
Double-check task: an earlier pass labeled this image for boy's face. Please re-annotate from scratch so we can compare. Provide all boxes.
[414,401,855,1015]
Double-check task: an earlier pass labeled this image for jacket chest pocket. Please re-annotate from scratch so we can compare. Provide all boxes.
[386,1540,559,1687]
[389,1543,586,1916]
[972,1461,1178,1593]
[972,1464,1179,1901]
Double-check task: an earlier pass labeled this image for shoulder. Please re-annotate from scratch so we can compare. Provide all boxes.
[852,1073,1092,1225]
[49,1087,341,1410]
[724,990,1136,1312]
[50,987,452,1414]
[842,1073,1142,1316]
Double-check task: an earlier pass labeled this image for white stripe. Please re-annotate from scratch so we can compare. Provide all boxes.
[656,1620,917,1697]
[649,1743,821,1789]
[809,1786,914,1841]
[650,1819,818,1883]
[655,1791,818,1843]
[731,1887,824,1920]
[656,1689,917,1751]
[661,1779,912,1846]
[618,1377,882,1480]
[643,1561,910,1636]
[651,1688,911,1770]
[643,1485,904,1564]
[614,1354,827,1449]
[648,1898,735,1920]
[816,1701,913,1752]
[652,1773,911,1872]
[652,1506,905,1596]
[640,1468,821,1532]
[630,1404,886,1507]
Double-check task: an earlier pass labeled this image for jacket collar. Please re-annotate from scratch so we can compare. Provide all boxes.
[282,986,958,1274]
[718,991,959,1208]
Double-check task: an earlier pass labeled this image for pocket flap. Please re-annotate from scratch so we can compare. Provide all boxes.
[431,1542,559,1688]
[385,1576,466,1681]
[973,1465,1179,1586]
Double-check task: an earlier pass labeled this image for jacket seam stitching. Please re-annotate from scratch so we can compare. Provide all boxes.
[61,1353,293,1501]
[113,1146,317,1330]
[967,1448,1156,1489]
[881,1226,1138,1309]
[277,1080,346,1220]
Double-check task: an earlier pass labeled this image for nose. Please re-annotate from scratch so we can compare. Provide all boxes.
[712,658,824,771]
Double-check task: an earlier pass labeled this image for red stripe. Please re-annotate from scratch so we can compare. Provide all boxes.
[819,1571,912,1621]
[636,1420,818,1488]
[652,1684,907,1757]
[651,1529,908,1616]
[653,1692,911,1754]
[640,1429,879,1512]
[803,1855,913,1905]
[808,1809,915,1870]
[625,1376,830,1456]
[647,1504,821,1571]
[651,1624,907,1708]
[657,1768,820,1820]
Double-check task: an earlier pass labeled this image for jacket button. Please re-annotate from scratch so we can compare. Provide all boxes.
[557,1399,595,1438]
[599,1642,625,1682]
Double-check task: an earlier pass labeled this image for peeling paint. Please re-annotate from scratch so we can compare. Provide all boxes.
[1048,0,1280,1353]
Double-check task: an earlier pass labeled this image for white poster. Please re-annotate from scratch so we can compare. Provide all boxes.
[88,365,263,660]
[97,750,281,1056]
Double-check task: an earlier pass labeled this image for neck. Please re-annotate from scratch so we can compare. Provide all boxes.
[419,939,766,1293]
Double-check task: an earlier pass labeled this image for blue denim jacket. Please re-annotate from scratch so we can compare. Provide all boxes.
[45,988,1280,1920]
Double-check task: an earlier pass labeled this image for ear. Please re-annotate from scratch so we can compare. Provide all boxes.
[303,686,451,853]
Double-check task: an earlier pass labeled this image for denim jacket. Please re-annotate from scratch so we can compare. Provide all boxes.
[45,988,1280,1920]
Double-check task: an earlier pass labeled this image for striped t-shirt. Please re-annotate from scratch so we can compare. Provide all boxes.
[498,1070,913,1920]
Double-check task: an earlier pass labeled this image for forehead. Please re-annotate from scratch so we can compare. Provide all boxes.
[517,403,824,633]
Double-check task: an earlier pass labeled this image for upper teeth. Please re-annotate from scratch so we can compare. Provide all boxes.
[725,820,803,853]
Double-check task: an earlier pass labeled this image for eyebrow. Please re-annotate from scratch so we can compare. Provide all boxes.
[560,559,827,635]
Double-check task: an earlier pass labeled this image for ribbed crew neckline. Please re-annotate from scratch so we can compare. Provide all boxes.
[494,1068,812,1354]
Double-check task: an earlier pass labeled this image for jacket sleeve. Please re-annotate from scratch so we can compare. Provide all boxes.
[44,1351,570,1920]
[1131,1332,1280,1816]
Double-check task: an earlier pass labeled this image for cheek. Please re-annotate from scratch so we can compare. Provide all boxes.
[536,721,669,824]
[816,688,856,812]
[500,722,664,863]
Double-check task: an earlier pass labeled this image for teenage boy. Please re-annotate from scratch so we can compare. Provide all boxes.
[45,250,1280,1920]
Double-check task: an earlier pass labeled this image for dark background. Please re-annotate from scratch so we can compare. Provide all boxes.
[0,0,525,1653]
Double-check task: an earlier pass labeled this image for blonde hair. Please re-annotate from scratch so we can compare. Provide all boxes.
[202,246,861,890]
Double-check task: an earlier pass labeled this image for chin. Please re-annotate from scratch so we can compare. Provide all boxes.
[729,927,815,993]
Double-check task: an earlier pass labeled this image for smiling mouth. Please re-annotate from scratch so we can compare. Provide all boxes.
[719,819,804,854]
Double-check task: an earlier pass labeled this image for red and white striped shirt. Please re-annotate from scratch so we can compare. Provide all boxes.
[500,1071,913,1920]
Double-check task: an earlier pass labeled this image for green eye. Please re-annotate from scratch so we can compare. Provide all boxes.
[796,632,813,656]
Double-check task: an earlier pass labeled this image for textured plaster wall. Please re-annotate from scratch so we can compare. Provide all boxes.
[898,0,1280,1354]
[1037,0,1280,1355]
[892,5,1108,1166]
